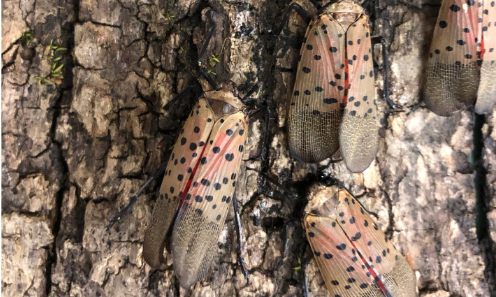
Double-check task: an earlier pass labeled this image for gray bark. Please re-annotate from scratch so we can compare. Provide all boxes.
[2,0,495,296]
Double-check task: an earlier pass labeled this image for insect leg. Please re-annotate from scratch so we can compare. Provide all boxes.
[200,68,219,90]
[246,167,298,201]
[233,192,250,284]
[241,81,262,103]
[371,36,403,110]
[107,161,168,230]
[406,101,421,116]
[163,84,201,110]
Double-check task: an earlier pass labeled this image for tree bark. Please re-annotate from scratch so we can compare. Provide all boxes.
[2,0,495,296]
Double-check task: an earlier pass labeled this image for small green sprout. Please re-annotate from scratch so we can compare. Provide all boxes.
[209,54,220,67]
[21,32,32,45]
[294,257,302,271]
[166,11,175,21]
[36,40,67,85]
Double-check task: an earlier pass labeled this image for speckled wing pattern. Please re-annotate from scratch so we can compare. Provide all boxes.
[475,0,496,114]
[333,190,417,296]
[304,187,417,296]
[339,14,378,173]
[305,215,385,296]
[171,111,247,289]
[424,0,480,116]
[143,99,215,269]
[288,13,346,163]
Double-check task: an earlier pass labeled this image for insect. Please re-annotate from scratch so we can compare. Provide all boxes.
[143,83,249,289]
[106,8,258,289]
[287,0,394,173]
[303,185,417,296]
[424,0,496,116]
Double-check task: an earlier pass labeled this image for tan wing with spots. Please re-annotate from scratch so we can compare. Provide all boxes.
[143,99,215,269]
[288,13,346,163]
[424,0,480,116]
[304,186,417,296]
[171,111,248,289]
[304,215,387,296]
[339,14,378,173]
[476,2,496,114]
[335,189,417,297]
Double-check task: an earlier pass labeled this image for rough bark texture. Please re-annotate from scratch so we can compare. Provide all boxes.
[2,0,495,296]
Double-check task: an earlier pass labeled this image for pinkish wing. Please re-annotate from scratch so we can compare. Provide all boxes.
[287,13,346,162]
[171,111,248,289]
[340,13,378,173]
[334,189,417,296]
[475,1,496,114]
[424,0,480,116]
[304,214,387,296]
[143,98,215,268]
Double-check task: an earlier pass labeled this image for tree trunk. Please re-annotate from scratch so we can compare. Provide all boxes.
[2,0,495,296]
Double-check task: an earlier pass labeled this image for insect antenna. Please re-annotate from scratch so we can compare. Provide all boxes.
[107,161,168,230]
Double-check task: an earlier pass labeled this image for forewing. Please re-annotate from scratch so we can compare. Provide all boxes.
[335,190,417,296]
[424,0,480,116]
[288,13,346,163]
[476,1,496,114]
[143,99,215,268]
[339,14,378,173]
[304,215,385,296]
[171,111,248,289]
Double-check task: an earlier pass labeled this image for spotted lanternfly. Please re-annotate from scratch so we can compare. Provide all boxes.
[424,0,496,116]
[303,186,417,296]
[288,0,382,173]
[143,84,248,289]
